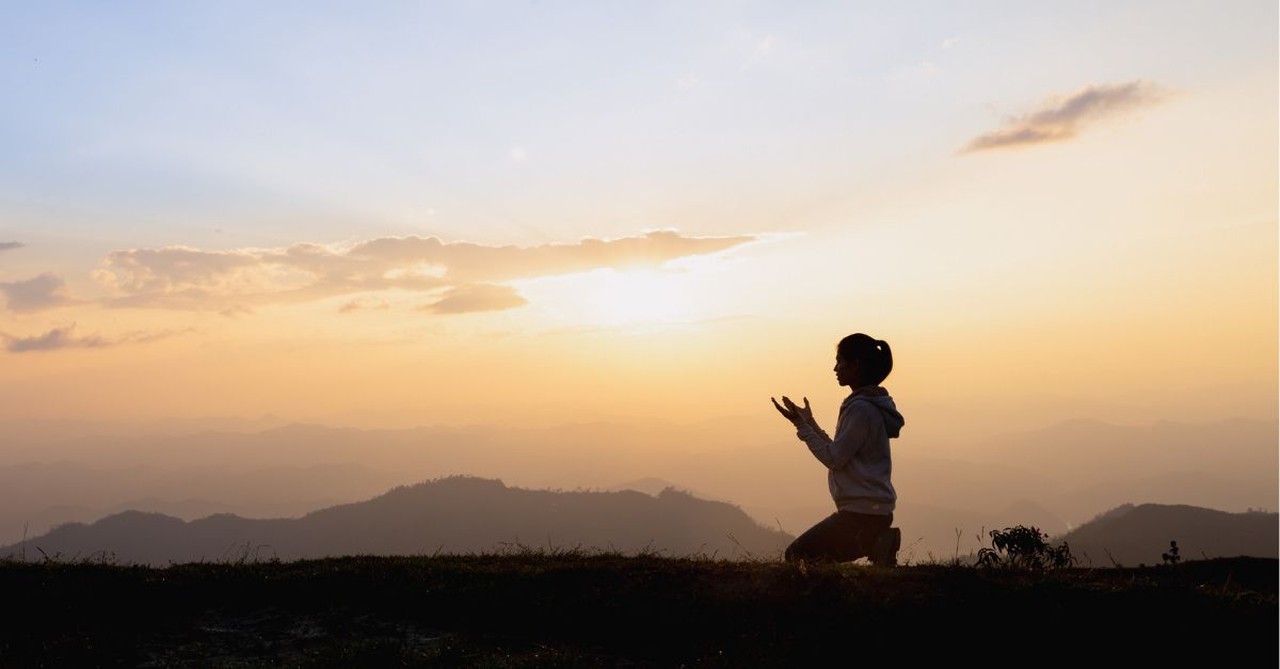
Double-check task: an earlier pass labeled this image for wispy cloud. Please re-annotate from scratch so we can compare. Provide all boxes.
[1,324,187,353]
[94,230,755,313]
[421,283,528,315]
[741,34,776,71]
[0,242,23,253]
[961,81,1169,153]
[0,273,74,312]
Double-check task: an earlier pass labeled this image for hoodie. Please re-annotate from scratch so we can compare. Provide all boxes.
[794,385,905,515]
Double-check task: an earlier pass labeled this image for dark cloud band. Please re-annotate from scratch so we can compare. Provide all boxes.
[1,324,185,353]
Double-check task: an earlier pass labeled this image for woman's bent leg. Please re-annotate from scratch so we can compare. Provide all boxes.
[784,511,892,563]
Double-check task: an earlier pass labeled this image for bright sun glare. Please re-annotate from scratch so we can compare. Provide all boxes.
[577,268,696,327]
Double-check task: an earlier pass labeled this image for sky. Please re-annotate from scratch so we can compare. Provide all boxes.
[0,1,1276,446]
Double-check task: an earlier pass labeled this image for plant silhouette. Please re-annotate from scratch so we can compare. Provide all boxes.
[976,525,1074,570]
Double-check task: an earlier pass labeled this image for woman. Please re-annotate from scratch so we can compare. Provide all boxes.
[771,332,904,564]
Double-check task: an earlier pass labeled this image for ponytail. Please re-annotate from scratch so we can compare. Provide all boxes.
[875,339,893,381]
[837,333,894,386]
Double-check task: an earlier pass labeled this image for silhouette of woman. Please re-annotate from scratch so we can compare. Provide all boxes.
[772,333,904,564]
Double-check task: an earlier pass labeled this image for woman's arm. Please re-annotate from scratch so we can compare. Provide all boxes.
[795,400,872,470]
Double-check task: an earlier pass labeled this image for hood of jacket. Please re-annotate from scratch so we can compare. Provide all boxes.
[851,386,905,438]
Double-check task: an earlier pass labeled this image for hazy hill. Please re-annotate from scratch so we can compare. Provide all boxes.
[1054,503,1278,567]
[2,416,1273,560]
[0,476,792,566]
[966,418,1277,521]
[0,461,400,544]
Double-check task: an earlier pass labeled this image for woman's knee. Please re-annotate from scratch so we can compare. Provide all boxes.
[784,534,830,562]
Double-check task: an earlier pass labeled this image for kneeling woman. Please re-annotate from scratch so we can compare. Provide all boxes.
[771,333,904,563]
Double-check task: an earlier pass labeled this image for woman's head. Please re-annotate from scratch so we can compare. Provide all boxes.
[834,333,893,387]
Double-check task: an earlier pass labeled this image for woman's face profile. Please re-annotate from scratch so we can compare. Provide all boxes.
[833,354,860,387]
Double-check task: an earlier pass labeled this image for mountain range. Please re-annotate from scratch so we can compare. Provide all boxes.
[0,476,793,566]
[1055,503,1278,567]
[4,473,1273,569]
[2,415,1273,560]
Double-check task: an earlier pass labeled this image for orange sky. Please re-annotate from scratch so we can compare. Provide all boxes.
[0,2,1275,451]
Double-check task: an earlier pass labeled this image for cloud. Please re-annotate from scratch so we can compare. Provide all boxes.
[961,81,1168,153]
[421,284,529,315]
[95,230,755,313]
[93,246,266,294]
[735,31,778,72]
[0,242,23,252]
[1,324,186,353]
[0,273,73,312]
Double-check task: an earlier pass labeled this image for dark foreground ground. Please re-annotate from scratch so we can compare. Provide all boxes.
[2,553,1275,668]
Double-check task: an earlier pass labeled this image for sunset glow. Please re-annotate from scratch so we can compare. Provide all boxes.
[0,1,1275,563]
[574,269,694,326]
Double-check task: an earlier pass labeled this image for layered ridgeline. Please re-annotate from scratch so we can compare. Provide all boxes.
[3,417,1274,561]
[0,477,792,566]
[1055,503,1278,567]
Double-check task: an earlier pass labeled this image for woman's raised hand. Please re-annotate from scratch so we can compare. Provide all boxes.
[787,396,818,430]
[771,395,817,430]
[771,396,796,423]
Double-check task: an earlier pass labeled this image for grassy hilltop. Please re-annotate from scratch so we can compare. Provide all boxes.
[3,552,1275,668]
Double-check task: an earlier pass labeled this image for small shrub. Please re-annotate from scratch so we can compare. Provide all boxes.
[975,525,1074,571]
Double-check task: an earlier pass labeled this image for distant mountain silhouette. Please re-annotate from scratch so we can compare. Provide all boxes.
[0,476,793,566]
[0,461,399,545]
[969,418,1277,518]
[608,477,690,497]
[4,416,1273,562]
[605,477,738,505]
[1053,503,1278,567]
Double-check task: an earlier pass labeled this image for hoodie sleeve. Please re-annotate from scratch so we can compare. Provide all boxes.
[795,399,874,470]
